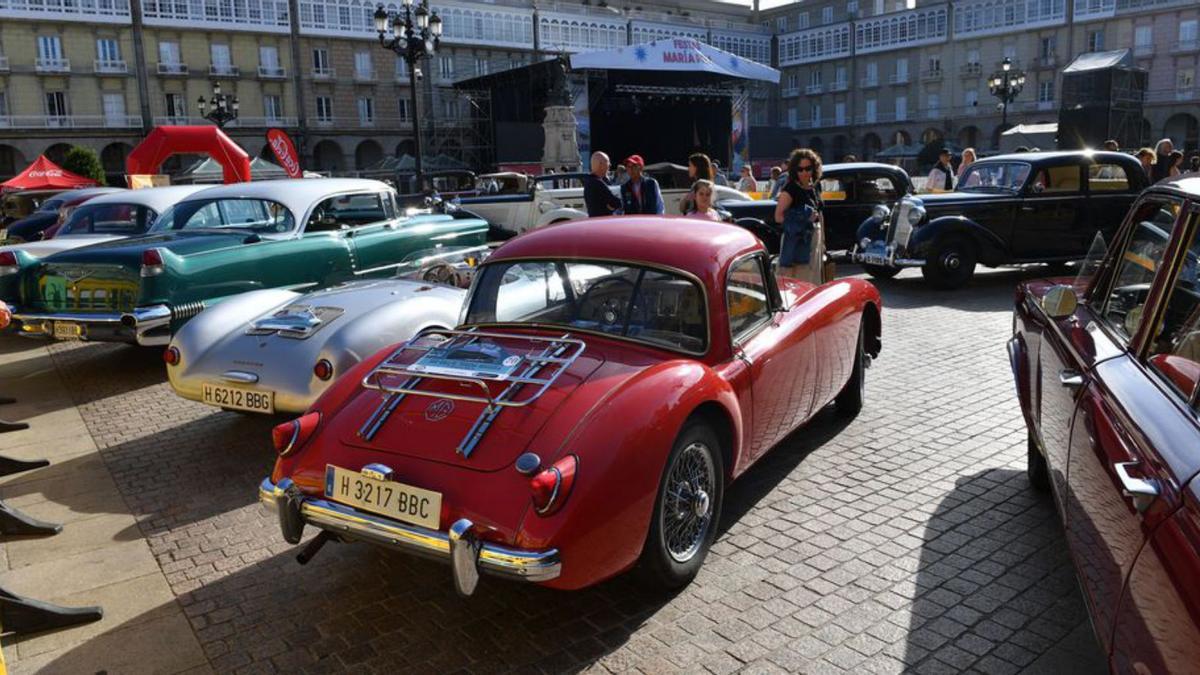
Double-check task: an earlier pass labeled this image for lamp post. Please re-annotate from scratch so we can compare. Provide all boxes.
[988,57,1026,129]
[197,81,239,129]
[374,1,442,184]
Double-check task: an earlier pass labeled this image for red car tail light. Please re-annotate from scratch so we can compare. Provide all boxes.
[530,455,578,516]
[0,251,18,276]
[272,412,321,457]
[163,346,180,366]
[313,359,333,381]
[141,248,165,277]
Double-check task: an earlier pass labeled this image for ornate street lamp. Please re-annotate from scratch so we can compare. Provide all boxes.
[374,1,443,183]
[198,81,239,129]
[988,57,1026,129]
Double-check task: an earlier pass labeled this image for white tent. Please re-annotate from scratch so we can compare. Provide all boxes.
[569,39,780,84]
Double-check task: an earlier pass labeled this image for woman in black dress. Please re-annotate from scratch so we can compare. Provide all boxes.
[773,148,825,284]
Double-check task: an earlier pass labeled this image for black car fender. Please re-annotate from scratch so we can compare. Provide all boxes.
[733,217,780,254]
[855,215,885,244]
[909,216,1006,264]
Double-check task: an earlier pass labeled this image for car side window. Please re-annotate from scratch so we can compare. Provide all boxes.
[1028,164,1082,194]
[1098,200,1183,342]
[820,177,849,203]
[1088,163,1130,192]
[306,193,388,233]
[1145,210,1200,402]
[856,175,897,203]
[728,256,771,341]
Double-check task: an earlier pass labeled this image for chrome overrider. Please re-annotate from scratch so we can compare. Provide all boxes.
[258,477,562,596]
[12,303,176,346]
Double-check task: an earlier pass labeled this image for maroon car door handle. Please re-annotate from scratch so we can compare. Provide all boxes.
[1059,369,1085,388]
[1114,461,1160,513]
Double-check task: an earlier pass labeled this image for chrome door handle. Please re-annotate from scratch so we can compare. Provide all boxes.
[1114,462,1159,513]
[1021,206,1035,211]
[1059,369,1085,388]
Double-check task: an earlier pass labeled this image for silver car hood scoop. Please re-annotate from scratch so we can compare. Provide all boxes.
[246,305,344,339]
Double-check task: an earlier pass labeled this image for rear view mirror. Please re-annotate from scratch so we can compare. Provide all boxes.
[1041,285,1078,319]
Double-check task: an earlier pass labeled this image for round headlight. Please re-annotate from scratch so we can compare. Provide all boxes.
[860,237,872,249]
[907,206,926,227]
[872,204,890,221]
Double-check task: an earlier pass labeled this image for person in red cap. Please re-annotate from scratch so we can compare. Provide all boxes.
[618,155,664,215]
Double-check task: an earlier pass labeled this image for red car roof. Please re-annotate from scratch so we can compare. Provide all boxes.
[488,216,764,283]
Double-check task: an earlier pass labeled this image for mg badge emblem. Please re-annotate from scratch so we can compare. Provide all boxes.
[425,398,455,422]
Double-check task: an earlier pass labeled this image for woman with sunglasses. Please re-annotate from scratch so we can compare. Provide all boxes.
[774,148,826,284]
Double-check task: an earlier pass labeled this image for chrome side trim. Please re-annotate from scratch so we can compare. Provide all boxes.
[221,370,260,384]
[12,310,123,324]
[258,478,561,591]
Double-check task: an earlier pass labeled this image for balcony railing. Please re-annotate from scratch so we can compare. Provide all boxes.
[1172,40,1200,54]
[223,116,299,128]
[828,80,848,92]
[887,73,909,85]
[312,67,334,79]
[354,69,376,82]
[0,115,140,128]
[0,56,9,72]
[855,111,896,124]
[859,76,879,88]
[314,116,335,127]
[1145,87,1197,102]
[920,69,942,81]
[94,59,127,74]
[805,84,824,94]
[996,59,1021,70]
[1134,43,1154,57]
[153,116,195,125]
[781,86,800,97]
[257,66,286,79]
[157,63,188,76]
[1030,54,1057,70]
[960,63,982,77]
[358,118,375,127]
[209,64,240,77]
[35,58,70,73]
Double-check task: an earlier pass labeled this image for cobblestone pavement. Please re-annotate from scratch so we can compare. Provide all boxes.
[12,267,1106,674]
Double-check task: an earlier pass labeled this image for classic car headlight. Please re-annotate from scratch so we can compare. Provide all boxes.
[860,237,872,249]
[872,204,891,221]
[538,201,555,214]
[907,205,926,227]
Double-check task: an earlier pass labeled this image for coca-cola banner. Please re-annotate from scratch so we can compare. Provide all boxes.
[266,128,303,178]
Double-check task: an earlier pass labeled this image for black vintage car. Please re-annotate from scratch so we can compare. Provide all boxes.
[848,150,1148,288]
[720,162,913,254]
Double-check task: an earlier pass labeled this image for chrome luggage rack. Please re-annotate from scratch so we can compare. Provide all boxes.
[357,328,586,457]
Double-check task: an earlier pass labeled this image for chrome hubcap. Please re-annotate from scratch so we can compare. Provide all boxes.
[943,252,961,270]
[663,442,715,563]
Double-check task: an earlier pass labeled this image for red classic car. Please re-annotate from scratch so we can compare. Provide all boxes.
[260,217,882,595]
[1010,174,1200,671]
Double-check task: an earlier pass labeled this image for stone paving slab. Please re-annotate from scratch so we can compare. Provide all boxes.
[2,267,1110,673]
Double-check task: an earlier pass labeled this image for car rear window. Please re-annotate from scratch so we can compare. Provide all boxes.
[58,203,157,236]
[152,198,295,234]
[1088,163,1130,192]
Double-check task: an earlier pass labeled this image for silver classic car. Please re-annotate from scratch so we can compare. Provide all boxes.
[165,247,485,415]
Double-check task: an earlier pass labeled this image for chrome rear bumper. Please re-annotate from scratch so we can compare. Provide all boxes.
[258,477,561,595]
[11,304,173,346]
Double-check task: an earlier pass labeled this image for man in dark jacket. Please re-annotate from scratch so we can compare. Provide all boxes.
[619,155,665,215]
[583,151,621,217]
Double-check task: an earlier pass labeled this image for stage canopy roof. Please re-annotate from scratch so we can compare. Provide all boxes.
[1063,49,1133,73]
[1,155,99,193]
[569,39,779,84]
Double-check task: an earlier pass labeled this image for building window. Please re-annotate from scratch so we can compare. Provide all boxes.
[316,95,333,123]
[835,65,847,87]
[96,38,120,63]
[895,95,907,121]
[260,46,280,73]
[443,98,458,118]
[927,55,940,74]
[1087,29,1104,52]
[787,106,798,128]
[1003,44,1017,61]
[1038,80,1054,102]
[895,58,908,82]
[776,16,788,32]
[357,97,374,125]
[102,92,125,125]
[1039,35,1056,59]
[927,93,939,116]
[797,11,808,28]
[210,44,233,75]
[264,95,282,121]
[965,89,978,109]
[834,101,846,125]
[45,91,68,119]
[158,40,180,65]
[967,48,980,66]
[1177,68,1195,92]
[865,61,878,84]
[822,6,833,24]
[809,70,822,86]
[1180,20,1199,48]
[38,36,63,61]
[439,55,454,81]
[865,98,877,123]
[398,98,410,122]
[811,103,821,128]
[312,48,331,76]
[873,0,883,15]
[847,1,858,16]
[1134,26,1152,54]
[164,92,187,119]
[475,58,489,77]
[0,91,8,118]
[354,51,373,80]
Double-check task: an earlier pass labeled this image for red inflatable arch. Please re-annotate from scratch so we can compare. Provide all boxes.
[126,126,251,184]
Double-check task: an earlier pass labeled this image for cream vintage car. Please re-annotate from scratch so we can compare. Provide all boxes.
[459,171,749,235]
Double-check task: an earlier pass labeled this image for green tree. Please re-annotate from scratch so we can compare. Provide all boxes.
[61,146,106,186]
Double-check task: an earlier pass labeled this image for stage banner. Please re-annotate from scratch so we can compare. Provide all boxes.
[266,128,303,178]
[730,91,750,177]
[571,76,590,170]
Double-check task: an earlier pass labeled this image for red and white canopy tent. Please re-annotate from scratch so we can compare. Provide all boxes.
[0,155,99,193]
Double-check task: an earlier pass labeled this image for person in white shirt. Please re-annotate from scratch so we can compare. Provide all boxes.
[737,165,759,193]
[925,149,955,192]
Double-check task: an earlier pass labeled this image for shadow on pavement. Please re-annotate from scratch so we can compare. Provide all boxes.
[901,467,1105,673]
[834,263,1058,314]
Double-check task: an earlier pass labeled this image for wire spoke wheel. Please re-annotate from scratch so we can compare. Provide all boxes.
[661,441,716,563]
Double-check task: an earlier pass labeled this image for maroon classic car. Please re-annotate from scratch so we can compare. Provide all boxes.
[1009,174,1200,671]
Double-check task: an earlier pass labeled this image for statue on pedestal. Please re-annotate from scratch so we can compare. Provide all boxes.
[542,56,579,173]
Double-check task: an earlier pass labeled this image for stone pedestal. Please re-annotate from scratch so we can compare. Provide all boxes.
[542,105,579,172]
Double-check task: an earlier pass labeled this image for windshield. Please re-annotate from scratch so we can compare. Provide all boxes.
[151,198,294,234]
[465,260,707,354]
[958,162,1031,192]
[58,203,157,236]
